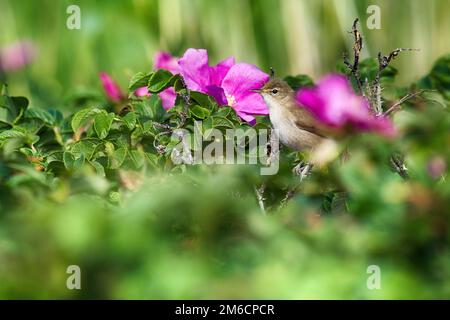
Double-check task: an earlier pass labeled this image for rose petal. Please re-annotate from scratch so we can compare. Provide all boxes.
[135,86,150,97]
[222,63,269,101]
[99,72,124,102]
[232,93,269,116]
[295,74,396,137]
[235,111,256,124]
[154,51,179,74]
[210,56,235,87]
[205,85,227,106]
[158,87,177,110]
[178,48,211,92]
[0,40,36,72]
[369,116,397,137]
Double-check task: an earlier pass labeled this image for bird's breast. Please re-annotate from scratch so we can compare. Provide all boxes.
[269,107,324,151]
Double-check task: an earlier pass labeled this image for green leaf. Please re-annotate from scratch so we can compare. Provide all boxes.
[122,112,137,130]
[283,74,314,90]
[145,152,159,168]
[89,160,105,177]
[173,77,186,92]
[417,54,450,101]
[128,72,152,91]
[133,95,167,122]
[190,105,210,119]
[70,139,100,160]
[25,108,55,125]
[11,96,29,109]
[0,129,27,140]
[71,108,102,133]
[94,111,115,139]
[46,160,65,175]
[147,69,174,93]
[147,95,166,121]
[130,149,145,168]
[212,116,234,128]
[63,151,85,170]
[190,91,216,109]
[0,95,29,125]
[0,127,38,145]
[19,147,35,158]
[108,147,127,169]
[132,100,153,118]
[215,106,232,118]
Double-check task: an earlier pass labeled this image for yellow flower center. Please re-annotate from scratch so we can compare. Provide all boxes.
[225,93,236,106]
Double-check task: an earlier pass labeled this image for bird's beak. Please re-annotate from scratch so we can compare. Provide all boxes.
[251,89,262,93]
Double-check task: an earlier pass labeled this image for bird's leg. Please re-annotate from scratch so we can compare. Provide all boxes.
[279,163,313,209]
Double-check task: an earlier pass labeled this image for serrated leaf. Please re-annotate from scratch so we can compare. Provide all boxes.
[25,108,55,125]
[128,72,152,91]
[89,160,105,177]
[146,95,166,121]
[190,91,215,108]
[190,105,210,119]
[70,139,100,160]
[0,95,28,125]
[71,108,102,133]
[94,111,115,139]
[63,151,85,170]
[130,149,145,168]
[108,147,127,169]
[212,116,234,128]
[0,129,27,140]
[215,106,232,118]
[145,152,159,168]
[122,112,137,130]
[147,69,174,93]
[46,160,65,175]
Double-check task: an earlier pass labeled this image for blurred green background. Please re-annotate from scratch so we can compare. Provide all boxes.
[1,0,450,108]
[0,0,449,300]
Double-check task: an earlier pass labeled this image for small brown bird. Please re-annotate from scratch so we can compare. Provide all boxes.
[254,78,332,152]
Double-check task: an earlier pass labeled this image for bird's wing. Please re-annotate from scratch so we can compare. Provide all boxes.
[289,106,331,138]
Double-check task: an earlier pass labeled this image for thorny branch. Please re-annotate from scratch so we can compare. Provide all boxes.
[152,77,192,153]
[343,19,420,181]
[373,48,419,114]
[344,19,364,96]
[344,19,419,114]
[178,76,192,128]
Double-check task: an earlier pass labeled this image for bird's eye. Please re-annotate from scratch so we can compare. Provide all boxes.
[271,89,278,94]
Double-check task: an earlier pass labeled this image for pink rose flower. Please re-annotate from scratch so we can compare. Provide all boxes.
[154,51,180,74]
[178,48,269,123]
[135,51,181,109]
[295,74,396,136]
[221,63,270,123]
[0,40,36,72]
[99,72,124,102]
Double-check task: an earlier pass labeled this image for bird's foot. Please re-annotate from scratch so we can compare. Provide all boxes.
[293,162,313,181]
